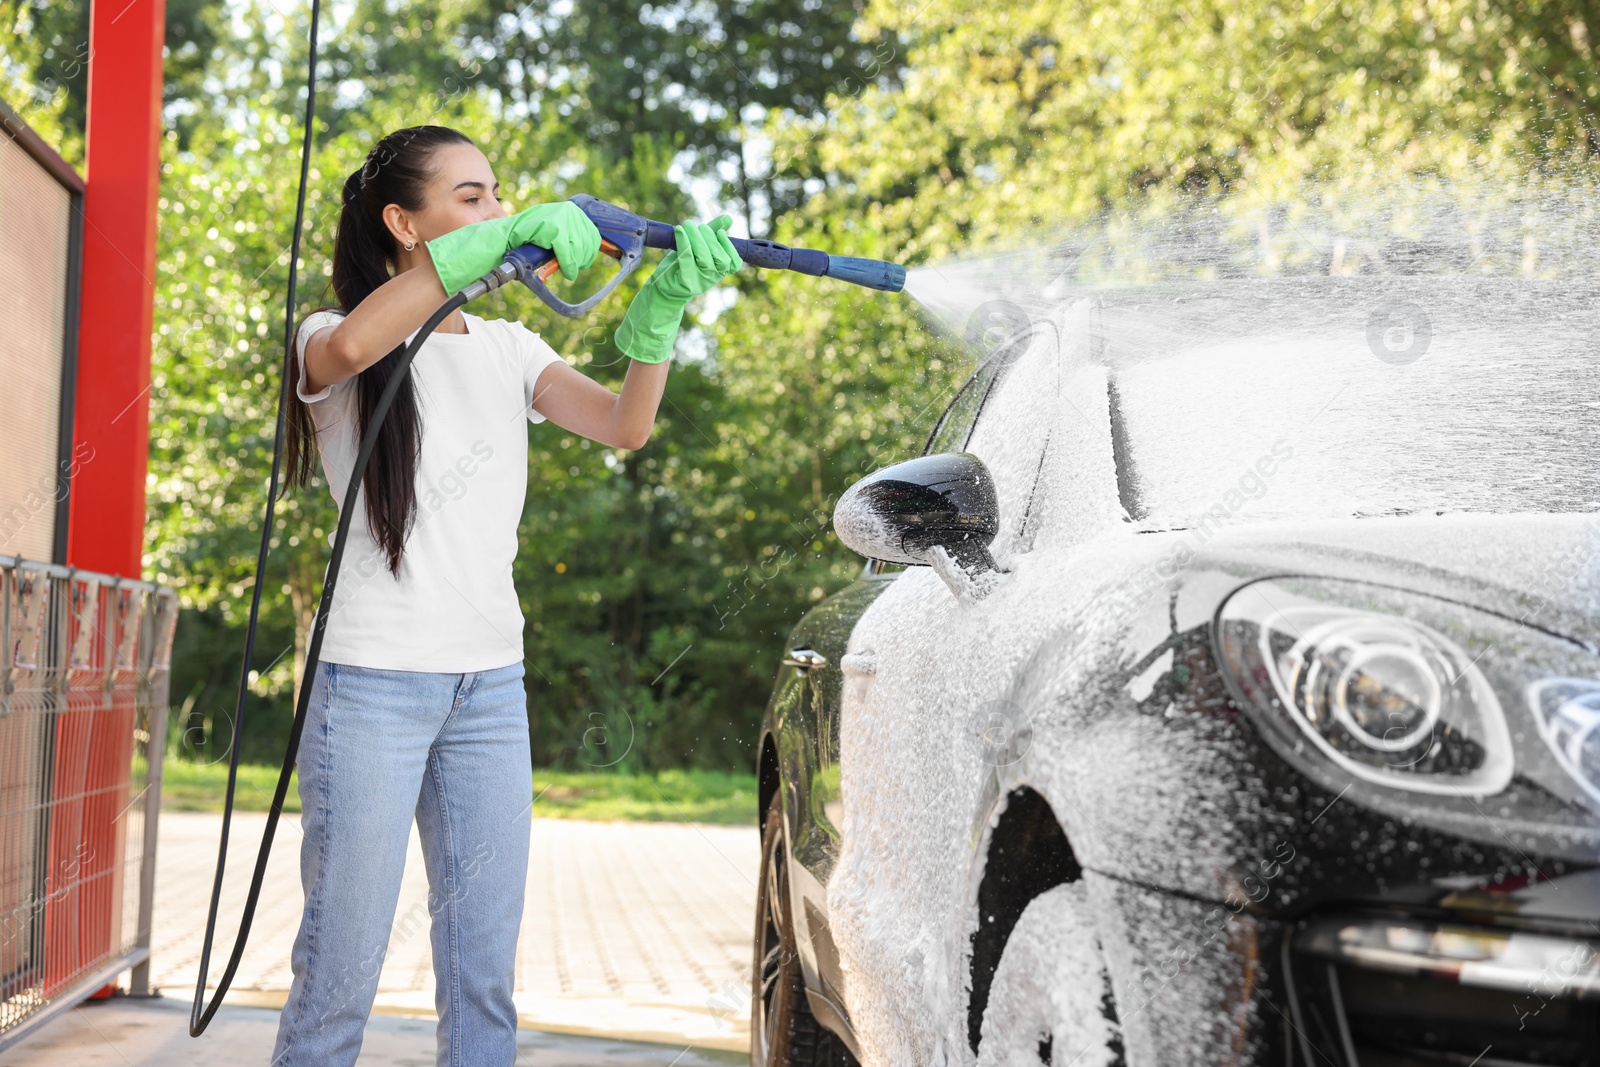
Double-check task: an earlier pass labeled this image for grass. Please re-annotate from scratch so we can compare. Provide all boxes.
[530,767,758,824]
[161,759,303,813]
[159,759,760,825]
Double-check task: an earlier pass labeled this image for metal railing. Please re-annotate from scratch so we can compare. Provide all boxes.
[0,555,176,1049]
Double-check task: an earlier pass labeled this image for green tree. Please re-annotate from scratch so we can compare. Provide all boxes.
[115,0,1600,776]
[440,0,903,232]
[0,0,227,165]
[695,0,1600,782]
[142,2,664,761]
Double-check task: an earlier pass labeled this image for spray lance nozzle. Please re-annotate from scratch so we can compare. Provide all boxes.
[459,193,907,309]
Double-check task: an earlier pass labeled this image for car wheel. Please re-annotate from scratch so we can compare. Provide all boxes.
[751,793,858,1067]
[976,882,1125,1067]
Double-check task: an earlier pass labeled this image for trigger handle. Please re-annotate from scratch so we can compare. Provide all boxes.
[509,200,648,318]
[535,238,626,284]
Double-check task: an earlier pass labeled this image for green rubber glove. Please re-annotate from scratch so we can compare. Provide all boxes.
[426,200,601,294]
[615,215,744,364]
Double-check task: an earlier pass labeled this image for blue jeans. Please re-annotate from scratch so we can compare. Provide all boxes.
[271,659,532,1067]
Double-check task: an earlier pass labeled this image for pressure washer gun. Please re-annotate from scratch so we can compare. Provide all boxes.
[461,194,907,309]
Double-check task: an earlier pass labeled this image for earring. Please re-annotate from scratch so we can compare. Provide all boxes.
[404,239,416,251]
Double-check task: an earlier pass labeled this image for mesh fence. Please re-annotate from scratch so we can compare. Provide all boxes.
[0,555,175,1038]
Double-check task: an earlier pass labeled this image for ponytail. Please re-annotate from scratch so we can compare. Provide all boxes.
[283,125,475,577]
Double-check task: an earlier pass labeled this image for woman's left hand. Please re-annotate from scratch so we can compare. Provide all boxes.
[613,215,744,364]
[649,215,745,303]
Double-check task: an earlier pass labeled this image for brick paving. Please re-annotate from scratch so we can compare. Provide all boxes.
[0,996,747,1066]
[146,811,759,1052]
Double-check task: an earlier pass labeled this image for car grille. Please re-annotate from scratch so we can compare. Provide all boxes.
[1285,913,1600,1067]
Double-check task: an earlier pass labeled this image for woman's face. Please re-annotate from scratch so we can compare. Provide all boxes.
[385,141,508,259]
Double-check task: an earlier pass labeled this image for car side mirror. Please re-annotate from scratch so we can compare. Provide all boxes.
[833,453,1004,585]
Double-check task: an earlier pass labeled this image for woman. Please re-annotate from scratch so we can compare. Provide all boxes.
[273,124,742,1067]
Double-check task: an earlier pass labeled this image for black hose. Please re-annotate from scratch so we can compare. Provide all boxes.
[187,0,470,1028]
[186,0,322,1035]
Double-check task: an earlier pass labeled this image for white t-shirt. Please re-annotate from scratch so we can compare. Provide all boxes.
[294,308,567,672]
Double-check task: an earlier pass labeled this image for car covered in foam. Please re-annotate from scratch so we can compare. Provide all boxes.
[749,277,1600,1067]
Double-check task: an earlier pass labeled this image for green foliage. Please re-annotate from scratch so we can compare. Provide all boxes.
[440,0,903,229]
[15,0,1595,775]
[0,0,91,165]
[770,0,1600,263]
[140,0,903,774]
[0,0,227,165]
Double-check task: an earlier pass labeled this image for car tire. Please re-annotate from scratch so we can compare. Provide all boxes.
[976,882,1125,1067]
[751,793,858,1067]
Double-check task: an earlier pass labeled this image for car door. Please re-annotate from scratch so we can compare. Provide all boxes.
[767,570,895,1032]
[773,343,1026,1021]
[791,345,1017,876]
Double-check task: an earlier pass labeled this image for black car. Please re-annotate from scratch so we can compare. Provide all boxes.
[750,278,1600,1066]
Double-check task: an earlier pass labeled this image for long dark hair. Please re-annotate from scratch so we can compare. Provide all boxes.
[284,125,475,577]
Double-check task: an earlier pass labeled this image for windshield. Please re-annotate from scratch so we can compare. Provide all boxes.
[1092,277,1600,525]
[909,192,1600,533]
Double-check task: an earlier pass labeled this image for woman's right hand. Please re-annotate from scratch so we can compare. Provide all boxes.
[302,201,600,392]
[426,201,602,294]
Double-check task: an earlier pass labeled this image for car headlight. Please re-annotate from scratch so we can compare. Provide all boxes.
[1217,581,1512,796]
[1528,677,1600,807]
[1214,576,1600,853]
